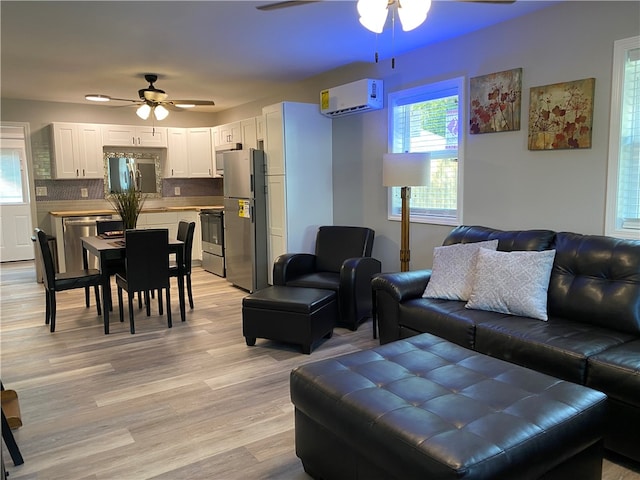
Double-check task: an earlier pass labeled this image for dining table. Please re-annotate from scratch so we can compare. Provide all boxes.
[81,234,185,334]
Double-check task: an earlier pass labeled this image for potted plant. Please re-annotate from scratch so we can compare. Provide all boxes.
[108,185,146,230]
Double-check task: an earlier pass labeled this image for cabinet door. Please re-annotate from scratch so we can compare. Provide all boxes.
[77,124,104,178]
[256,115,265,141]
[266,174,286,282]
[137,127,167,147]
[263,104,285,175]
[52,123,80,178]
[166,128,188,177]
[241,118,257,151]
[187,128,214,177]
[102,125,137,146]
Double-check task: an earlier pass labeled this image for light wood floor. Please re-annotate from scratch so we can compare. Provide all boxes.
[1,261,639,480]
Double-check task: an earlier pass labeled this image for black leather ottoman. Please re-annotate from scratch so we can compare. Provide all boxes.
[243,286,337,354]
[290,333,607,479]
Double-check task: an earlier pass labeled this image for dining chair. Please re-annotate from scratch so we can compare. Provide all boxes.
[96,219,125,311]
[170,221,196,313]
[35,228,102,332]
[116,229,171,334]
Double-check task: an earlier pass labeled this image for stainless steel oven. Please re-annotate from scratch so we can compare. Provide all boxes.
[200,208,225,277]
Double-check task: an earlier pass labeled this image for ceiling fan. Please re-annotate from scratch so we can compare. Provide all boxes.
[85,74,215,121]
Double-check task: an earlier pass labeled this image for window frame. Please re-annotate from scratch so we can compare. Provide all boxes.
[386,76,465,226]
[605,35,640,240]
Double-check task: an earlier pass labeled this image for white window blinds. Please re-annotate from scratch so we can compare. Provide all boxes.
[388,77,463,225]
[606,36,640,238]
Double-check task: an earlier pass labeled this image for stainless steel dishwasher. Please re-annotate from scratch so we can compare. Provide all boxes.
[62,215,113,271]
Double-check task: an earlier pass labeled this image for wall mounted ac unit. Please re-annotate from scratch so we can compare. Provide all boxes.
[320,79,383,118]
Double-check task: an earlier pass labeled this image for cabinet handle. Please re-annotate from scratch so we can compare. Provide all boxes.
[172,168,174,176]
[132,136,135,145]
[76,169,79,177]
[137,137,141,145]
[82,169,85,177]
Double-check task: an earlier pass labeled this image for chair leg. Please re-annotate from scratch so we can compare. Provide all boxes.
[128,292,135,334]
[117,287,124,322]
[1,410,23,466]
[94,286,102,316]
[85,286,90,308]
[145,291,151,316]
[44,290,51,325]
[158,289,163,316]
[187,274,194,310]
[138,291,143,309]
[49,292,57,332]
[166,288,172,328]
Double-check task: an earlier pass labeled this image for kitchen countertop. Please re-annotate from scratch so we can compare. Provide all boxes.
[49,206,223,217]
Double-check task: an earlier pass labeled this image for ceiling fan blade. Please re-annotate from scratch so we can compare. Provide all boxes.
[169,100,215,106]
[256,1,320,11]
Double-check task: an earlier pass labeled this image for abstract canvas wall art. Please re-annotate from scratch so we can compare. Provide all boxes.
[469,68,522,134]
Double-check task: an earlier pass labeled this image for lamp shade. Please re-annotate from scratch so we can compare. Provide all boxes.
[153,104,169,120]
[383,152,430,187]
[136,103,151,120]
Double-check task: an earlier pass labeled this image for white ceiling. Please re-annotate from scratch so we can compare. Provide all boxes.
[1,1,560,113]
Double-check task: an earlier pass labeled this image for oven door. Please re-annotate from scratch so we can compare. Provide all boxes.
[200,211,225,276]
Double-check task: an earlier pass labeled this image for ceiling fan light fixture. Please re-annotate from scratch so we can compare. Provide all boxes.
[357,0,389,33]
[136,103,151,120]
[85,94,111,102]
[153,104,169,121]
[397,0,431,31]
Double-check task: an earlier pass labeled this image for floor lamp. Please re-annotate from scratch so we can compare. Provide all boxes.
[383,153,430,272]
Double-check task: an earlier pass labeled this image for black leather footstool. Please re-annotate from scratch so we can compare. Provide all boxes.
[291,333,607,479]
[243,286,337,354]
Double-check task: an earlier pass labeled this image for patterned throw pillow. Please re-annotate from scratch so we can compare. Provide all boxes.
[423,240,499,301]
[465,248,556,321]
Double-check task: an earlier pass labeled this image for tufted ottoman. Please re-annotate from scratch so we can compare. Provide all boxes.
[290,333,607,480]
[243,286,337,354]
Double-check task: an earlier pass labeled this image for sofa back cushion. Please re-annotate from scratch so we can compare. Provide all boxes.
[548,232,640,335]
[444,225,556,252]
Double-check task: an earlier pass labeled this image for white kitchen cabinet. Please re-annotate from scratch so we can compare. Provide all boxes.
[256,115,265,142]
[240,118,258,151]
[102,125,167,147]
[262,102,333,283]
[166,128,189,177]
[187,127,215,177]
[137,211,202,262]
[212,121,241,151]
[51,122,104,179]
[166,127,214,178]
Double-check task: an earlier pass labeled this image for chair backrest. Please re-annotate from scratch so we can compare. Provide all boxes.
[124,229,169,291]
[35,228,56,290]
[314,226,375,273]
[97,220,124,235]
[176,221,196,273]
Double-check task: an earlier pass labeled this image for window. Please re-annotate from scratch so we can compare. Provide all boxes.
[387,77,464,225]
[606,36,640,239]
[0,136,29,204]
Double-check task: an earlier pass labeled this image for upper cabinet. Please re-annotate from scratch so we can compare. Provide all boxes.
[51,122,104,179]
[256,115,265,142]
[241,118,258,151]
[166,127,215,178]
[212,122,241,151]
[102,125,167,147]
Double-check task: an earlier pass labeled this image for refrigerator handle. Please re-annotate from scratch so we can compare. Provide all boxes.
[250,174,254,194]
[250,204,254,223]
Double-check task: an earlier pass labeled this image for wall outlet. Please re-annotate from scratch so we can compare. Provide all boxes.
[80,188,89,198]
[174,187,181,196]
[36,186,47,196]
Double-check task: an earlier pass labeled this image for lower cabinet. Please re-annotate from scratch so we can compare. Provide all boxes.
[136,211,202,261]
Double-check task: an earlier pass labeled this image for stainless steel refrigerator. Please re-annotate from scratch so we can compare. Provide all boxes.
[223,149,268,292]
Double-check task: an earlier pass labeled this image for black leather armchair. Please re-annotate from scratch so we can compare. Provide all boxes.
[273,226,381,330]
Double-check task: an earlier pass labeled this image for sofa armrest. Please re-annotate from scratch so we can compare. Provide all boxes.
[372,270,432,344]
[371,270,432,303]
[273,253,316,285]
[339,257,382,329]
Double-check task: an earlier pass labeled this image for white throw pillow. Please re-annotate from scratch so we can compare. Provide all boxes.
[465,248,556,321]
[423,240,499,301]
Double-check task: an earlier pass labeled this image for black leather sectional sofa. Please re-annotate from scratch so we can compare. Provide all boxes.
[372,225,640,462]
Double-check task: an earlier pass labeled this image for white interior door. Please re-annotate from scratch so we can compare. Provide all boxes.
[0,127,34,262]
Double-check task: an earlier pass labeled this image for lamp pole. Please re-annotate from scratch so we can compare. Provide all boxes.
[400,186,411,272]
